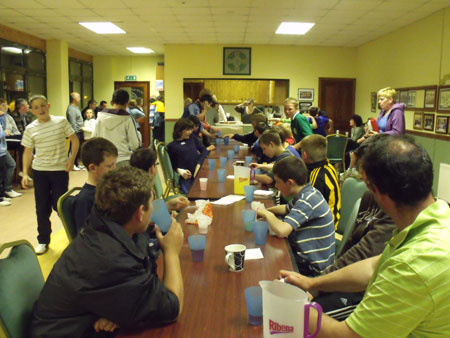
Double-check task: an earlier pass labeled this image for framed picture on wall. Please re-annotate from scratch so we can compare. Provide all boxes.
[424,88,437,109]
[435,116,449,134]
[407,90,416,108]
[299,102,312,111]
[423,113,435,131]
[437,85,450,112]
[223,47,251,75]
[371,92,377,112]
[413,112,423,130]
[298,88,314,101]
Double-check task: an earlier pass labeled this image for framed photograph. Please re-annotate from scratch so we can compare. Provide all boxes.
[435,116,449,134]
[423,113,435,131]
[413,112,423,130]
[438,85,450,113]
[298,88,314,102]
[299,102,312,112]
[407,90,416,108]
[424,88,437,109]
[399,91,408,105]
[223,47,251,75]
[371,92,377,112]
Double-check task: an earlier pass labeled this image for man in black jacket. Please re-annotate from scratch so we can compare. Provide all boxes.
[30,166,184,337]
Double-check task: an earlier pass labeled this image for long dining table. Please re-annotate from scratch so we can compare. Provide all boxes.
[118,141,297,337]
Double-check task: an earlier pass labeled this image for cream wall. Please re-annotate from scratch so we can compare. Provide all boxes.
[46,40,69,116]
[93,55,164,105]
[164,44,358,119]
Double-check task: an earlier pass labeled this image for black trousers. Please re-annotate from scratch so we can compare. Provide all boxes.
[0,155,6,200]
[33,170,68,244]
[314,291,364,321]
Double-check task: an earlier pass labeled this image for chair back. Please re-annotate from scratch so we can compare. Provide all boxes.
[336,198,361,256]
[338,177,367,234]
[57,187,82,242]
[326,134,348,171]
[0,240,45,338]
[156,143,181,197]
[153,173,164,199]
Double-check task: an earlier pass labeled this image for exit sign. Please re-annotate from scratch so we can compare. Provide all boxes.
[125,75,137,81]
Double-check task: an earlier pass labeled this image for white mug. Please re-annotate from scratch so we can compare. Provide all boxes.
[225,244,246,272]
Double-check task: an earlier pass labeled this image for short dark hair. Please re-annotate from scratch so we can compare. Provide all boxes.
[100,100,107,106]
[199,94,214,104]
[351,114,363,127]
[362,135,433,206]
[187,114,201,127]
[309,107,319,117]
[273,157,308,186]
[260,129,282,146]
[112,89,129,105]
[87,99,97,106]
[130,148,157,172]
[250,113,267,125]
[301,134,327,162]
[254,122,268,135]
[81,137,118,168]
[95,166,152,225]
[173,118,194,139]
[267,126,286,143]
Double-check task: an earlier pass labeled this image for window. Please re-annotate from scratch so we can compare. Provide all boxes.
[69,58,93,108]
[0,39,46,103]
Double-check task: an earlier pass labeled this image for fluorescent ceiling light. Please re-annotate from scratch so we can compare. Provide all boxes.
[79,22,125,34]
[126,47,155,54]
[1,47,22,54]
[276,22,315,35]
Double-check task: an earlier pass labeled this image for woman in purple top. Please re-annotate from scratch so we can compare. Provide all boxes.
[373,87,405,135]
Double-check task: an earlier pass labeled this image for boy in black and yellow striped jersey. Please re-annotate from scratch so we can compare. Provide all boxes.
[301,134,341,230]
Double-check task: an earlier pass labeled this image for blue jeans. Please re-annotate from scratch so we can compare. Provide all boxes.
[4,151,16,191]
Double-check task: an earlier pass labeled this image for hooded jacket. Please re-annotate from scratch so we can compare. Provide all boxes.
[377,102,405,135]
[93,108,141,162]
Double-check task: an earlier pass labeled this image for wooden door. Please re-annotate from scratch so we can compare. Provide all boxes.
[318,78,356,134]
[114,81,150,147]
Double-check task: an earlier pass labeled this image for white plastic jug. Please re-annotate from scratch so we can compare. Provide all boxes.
[259,281,322,338]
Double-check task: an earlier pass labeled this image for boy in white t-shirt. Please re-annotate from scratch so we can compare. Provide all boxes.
[21,95,79,254]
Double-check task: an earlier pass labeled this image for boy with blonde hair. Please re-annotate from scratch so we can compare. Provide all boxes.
[284,97,313,150]
[22,95,79,254]
[301,134,341,229]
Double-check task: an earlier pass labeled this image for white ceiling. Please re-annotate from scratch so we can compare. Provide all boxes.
[0,0,449,56]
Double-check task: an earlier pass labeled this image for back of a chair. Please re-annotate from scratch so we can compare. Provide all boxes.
[57,187,82,242]
[327,134,348,164]
[153,173,164,199]
[336,198,362,256]
[338,177,367,234]
[0,240,45,338]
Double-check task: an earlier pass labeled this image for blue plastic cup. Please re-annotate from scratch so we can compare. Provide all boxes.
[227,149,234,160]
[245,155,253,167]
[188,235,206,262]
[245,286,263,326]
[217,130,222,137]
[150,199,172,233]
[216,138,223,146]
[234,145,239,153]
[219,156,227,168]
[244,185,255,203]
[217,169,226,183]
[208,159,216,170]
[242,209,256,232]
[224,136,229,145]
[253,221,269,245]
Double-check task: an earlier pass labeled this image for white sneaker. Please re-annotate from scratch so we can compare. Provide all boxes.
[0,200,12,207]
[73,165,81,171]
[35,243,48,255]
[3,197,11,201]
[5,190,22,198]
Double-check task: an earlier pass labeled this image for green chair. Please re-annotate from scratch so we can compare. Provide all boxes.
[327,134,348,172]
[336,198,361,255]
[0,240,45,338]
[338,177,367,235]
[156,143,181,198]
[57,187,82,242]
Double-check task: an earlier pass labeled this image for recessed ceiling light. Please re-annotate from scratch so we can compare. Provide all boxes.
[1,47,22,54]
[79,22,125,34]
[126,47,155,54]
[276,22,315,35]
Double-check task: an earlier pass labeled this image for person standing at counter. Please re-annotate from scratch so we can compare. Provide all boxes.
[234,98,264,124]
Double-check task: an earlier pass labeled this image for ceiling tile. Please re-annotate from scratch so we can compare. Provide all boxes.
[0,0,43,9]
[78,0,127,8]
